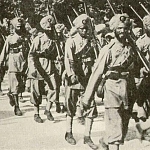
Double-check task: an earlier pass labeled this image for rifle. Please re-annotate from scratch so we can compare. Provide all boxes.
[139,2,150,15]
[106,0,116,15]
[83,2,100,59]
[127,34,150,72]
[129,5,143,22]
[47,2,64,75]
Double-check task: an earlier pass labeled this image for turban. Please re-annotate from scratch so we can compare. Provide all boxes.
[109,13,131,31]
[40,15,55,30]
[11,17,24,27]
[73,14,91,28]
[143,15,150,28]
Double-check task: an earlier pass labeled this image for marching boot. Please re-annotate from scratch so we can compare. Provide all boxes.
[84,118,98,149]
[45,101,54,121]
[55,102,61,113]
[65,132,76,145]
[14,94,22,116]
[34,114,43,123]
[7,92,15,106]
[44,110,54,121]
[84,136,98,150]
[34,105,43,123]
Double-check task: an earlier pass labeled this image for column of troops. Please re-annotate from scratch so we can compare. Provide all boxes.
[1,9,150,150]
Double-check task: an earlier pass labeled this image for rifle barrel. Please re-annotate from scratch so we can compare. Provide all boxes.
[129,5,143,21]
[106,0,116,15]
[139,2,150,15]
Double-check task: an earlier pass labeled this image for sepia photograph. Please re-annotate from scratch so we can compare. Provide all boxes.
[1,0,150,150]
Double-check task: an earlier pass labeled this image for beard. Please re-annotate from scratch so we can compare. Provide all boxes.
[115,31,126,43]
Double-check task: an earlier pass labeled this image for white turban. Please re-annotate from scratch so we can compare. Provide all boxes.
[73,14,91,28]
[109,13,131,31]
[40,15,55,30]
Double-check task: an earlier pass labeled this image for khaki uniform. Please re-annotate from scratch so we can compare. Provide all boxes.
[28,33,59,105]
[65,33,98,117]
[136,34,150,119]
[82,38,137,144]
[0,33,29,95]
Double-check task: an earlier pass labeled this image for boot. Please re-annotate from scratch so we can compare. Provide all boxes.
[99,137,109,150]
[7,92,15,106]
[14,95,22,116]
[55,102,61,113]
[14,106,22,116]
[65,132,76,145]
[34,114,43,123]
[44,110,54,121]
[84,136,98,150]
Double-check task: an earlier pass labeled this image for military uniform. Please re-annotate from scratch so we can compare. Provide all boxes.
[65,32,97,117]
[0,19,10,94]
[135,34,150,119]
[28,15,61,123]
[81,14,137,150]
[135,15,150,141]
[0,17,29,116]
[64,14,99,150]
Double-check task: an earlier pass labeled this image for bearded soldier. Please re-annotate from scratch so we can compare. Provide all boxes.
[81,14,138,150]
[0,17,29,116]
[28,15,61,123]
[135,14,150,141]
[64,14,99,150]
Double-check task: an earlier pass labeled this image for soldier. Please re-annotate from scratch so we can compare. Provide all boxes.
[0,17,29,116]
[28,15,61,123]
[0,18,10,95]
[81,14,137,150]
[64,14,98,150]
[135,14,150,141]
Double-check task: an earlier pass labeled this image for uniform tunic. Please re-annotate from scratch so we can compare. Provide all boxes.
[82,38,137,144]
[136,34,150,119]
[28,33,59,105]
[65,33,98,117]
[0,33,29,94]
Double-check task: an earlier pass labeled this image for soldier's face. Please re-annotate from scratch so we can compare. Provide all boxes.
[77,26,89,37]
[15,19,23,30]
[115,23,128,41]
[145,25,150,37]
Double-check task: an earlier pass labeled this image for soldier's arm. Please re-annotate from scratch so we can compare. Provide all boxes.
[0,36,10,66]
[82,45,110,105]
[64,38,76,77]
[28,36,40,72]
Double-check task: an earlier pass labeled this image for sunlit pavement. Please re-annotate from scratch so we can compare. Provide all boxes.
[0,74,150,150]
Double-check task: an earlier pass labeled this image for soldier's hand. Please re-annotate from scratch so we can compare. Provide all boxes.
[70,75,78,84]
[140,67,149,77]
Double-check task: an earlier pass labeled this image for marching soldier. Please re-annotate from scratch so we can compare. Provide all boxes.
[0,17,29,116]
[81,14,138,150]
[0,18,10,95]
[135,14,150,141]
[28,15,61,123]
[64,14,99,150]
